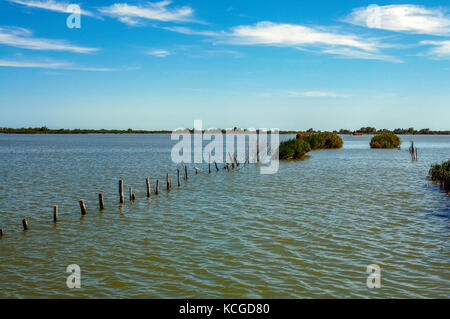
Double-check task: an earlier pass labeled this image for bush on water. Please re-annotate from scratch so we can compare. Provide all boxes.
[300,132,343,149]
[370,132,401,149]
[429,160,450,193]
[279,139,311,160]
[279,132,343,160]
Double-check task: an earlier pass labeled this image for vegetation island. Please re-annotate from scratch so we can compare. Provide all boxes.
[279,132,343,160]
[429,160,450,194]
[370,132,401,149]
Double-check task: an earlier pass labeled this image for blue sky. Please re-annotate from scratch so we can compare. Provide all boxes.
[0,0,449,130]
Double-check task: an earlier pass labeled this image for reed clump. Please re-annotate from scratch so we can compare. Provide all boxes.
[370,132,401,149]
[279,132,343,160]
[429,160,450,193]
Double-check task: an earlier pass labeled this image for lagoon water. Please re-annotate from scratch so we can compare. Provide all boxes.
[0,134,449,298]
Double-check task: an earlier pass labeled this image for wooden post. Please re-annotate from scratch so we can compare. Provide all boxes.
[184,166,188,181]
[0,229,3,237]
[155,180,160,195]
[167,173,171,190]
[53,205,58,222]
[22,218,29,230]
[146,177,151,198]
[129,187,135,201]
[98,193,104,210]
[214,161,219,172]
[119,180,124,204]
[177,168,181,186]
[79,200,87,215]
[234,154,239,167]
[228,152,235,169]
[195,167,199,174]
[209,154,211,174]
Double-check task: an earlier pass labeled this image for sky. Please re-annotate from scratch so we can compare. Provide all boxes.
[0,0,449,131]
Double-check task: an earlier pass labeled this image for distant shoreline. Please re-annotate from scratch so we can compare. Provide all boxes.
[0,127,449,135]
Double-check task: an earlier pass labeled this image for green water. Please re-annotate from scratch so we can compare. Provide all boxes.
[0,134,449,298]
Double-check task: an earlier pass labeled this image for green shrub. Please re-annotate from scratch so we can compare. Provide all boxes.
[429,160,450,192]
[279,139,311,160]
[300,132,343,150]
[370,132,401,149]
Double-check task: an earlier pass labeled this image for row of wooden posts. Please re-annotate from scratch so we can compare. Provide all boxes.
[1,153,245,236]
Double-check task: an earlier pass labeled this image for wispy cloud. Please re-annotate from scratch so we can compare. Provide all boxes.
[0,58,116,71]
[162,26,221,37]
[222,22,379,51]
[345,4,450,36]
[0,26,99,53]
[99,1,194,26]
[288,90,352,98]
[420,40,450,58]
[145,49,171,57]
[8,0,97,18]
[321,47,403,63]
[215,21,398,62]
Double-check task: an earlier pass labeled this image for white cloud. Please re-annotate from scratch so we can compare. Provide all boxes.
[288,90,352,98]
[223,21,380,52]
[8,0,97,17]
[0,58,115,71]
[162,26,221,37]
[212,21,398,62]
[420,40,450,58]
[145,49,171,57]
[321,47,403,63]
[99,1,194,25]
[345,4,450,36]
[0,26,99,53]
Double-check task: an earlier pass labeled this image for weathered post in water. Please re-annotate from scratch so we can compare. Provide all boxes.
[129,187,135,201]
[0,229,3,237]
[209,154,211,174]
[22,218,29,230]
[228,153,235,169]
[167,173,171,190]
[53,205,58,222]
[119,180,124,204]
[146,177,151,198]
[184,166,188,181]
[177,168,181,186]
[155,180,160,195]
[98,193,104,210]
[79,200,87,215]
[214,161,219,172]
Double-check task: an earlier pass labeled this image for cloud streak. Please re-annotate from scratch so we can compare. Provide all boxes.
[0,26,99,53]
[145,49,171,57]
[99,1,194,26]
[8,0,97,17]
[345,4,450,36]
[420,40,450,58]
[0,58,116,71]
[288,90,352,98]
[215,21,398,62]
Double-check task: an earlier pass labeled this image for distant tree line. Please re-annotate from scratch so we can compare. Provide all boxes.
[0,127,173,134]
[337,127,450,135]
[0,126,448,135]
